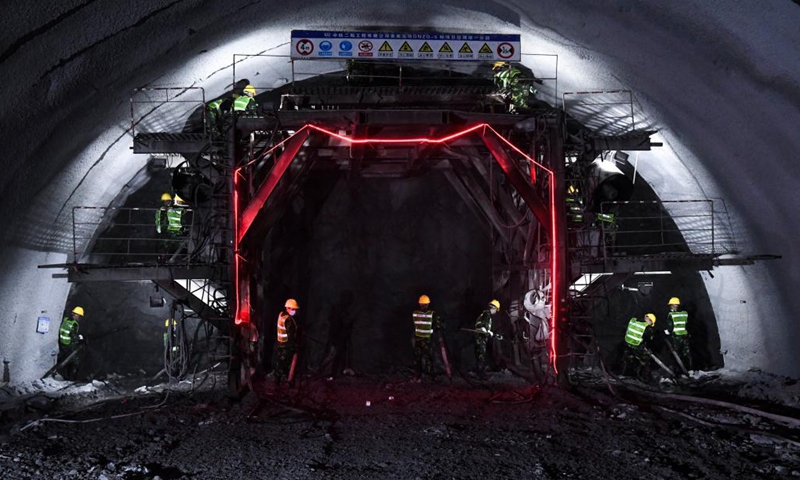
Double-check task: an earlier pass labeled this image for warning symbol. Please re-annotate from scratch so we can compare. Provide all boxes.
[379,41,393,52]
[459,43,473,54]
[439,42,453,53]
[478,43,493,54]
[296,39,314,56]
[419,42,433,53]
[399,41,414,52]
[497,42,515,59]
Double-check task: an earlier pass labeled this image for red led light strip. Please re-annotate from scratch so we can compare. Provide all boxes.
[483,125,558,375]
[306,123,486,145]
[233,123,559,372]
[233,168,242,325]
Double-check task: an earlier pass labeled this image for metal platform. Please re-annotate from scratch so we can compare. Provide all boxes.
[41,264,219,283]
[133,133,209,154]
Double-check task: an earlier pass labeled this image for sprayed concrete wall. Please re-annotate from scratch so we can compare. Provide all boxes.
[1,0,798,383]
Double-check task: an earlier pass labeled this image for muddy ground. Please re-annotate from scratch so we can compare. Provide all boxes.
[1,372,799,479]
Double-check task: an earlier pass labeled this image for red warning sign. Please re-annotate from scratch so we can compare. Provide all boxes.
[497,42,514,59]
[295,39,314,56]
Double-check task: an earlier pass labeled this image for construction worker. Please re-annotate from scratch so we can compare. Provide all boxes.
[163,319,179,355]
[233,84,258,114]
[566,185,584,224]
[155,193,185,262]
[205,97,232,136]
[665,297,691,371]
[274,299,299,387]
[622,313,656,381]
[474,300,500,377]
[57,306,85,380]
[595,211,617,253]
[412,295,442,381]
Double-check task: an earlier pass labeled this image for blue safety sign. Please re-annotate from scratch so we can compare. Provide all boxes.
[291,30,521,61]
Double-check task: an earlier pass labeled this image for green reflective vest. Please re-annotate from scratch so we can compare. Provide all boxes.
[413,310,435,338]
[207,99,223,113]
[596,213,616,224]
[624,318,649,347]
[156,207,184,234]
[233,96,256,112]
[668,311,689,336]
[59,317,79,346]
[475,310,493,335]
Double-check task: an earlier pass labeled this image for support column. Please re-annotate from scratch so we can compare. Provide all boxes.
[546,116,570,381]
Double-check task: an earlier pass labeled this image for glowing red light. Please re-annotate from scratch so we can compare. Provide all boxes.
[233,169,246,326]
[549,177,558,374]
[232,123,561,372]
[306,123,486,145]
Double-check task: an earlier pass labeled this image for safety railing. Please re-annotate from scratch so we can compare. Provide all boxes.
[521,53,559,108]
[232,53,559,108]
[72,206,197,266]
[599,199,715,259]
[130,87,207,138]
[562,89,636,136]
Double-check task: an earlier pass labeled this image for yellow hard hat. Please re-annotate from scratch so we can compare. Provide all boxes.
[489,300,501,310]
[173,194,185,205]
[645,313,656,324]
[160,193,172,202]
[418,295,431,305]
[668,297,681,306]
[492,61,506,70]
[285,298,299,310]
[244,84,256,97]
[72,306,85,316]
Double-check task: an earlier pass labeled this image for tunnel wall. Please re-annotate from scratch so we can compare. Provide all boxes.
[0,0,798,383]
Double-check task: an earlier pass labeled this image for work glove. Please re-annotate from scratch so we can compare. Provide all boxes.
[663,330,670,336]
[78,334,85,343]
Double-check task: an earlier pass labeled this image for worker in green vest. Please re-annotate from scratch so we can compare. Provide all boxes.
[622,313,655,381]
[155,193,184,235]
[412,295,442,381]
[233,84,258,114]
[206,97,232,137]
[57,306,85,380]
[595,211,617,252]
[155,193,185,262]
[474,300,500,378]
[566,185,584,224]
[665,297,691,371]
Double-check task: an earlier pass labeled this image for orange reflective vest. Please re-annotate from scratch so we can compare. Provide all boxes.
[277,312,290,344]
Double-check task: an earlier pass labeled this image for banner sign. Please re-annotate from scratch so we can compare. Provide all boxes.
[291,30,521,62]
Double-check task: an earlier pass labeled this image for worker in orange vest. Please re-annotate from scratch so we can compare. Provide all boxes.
[274,299,299,387]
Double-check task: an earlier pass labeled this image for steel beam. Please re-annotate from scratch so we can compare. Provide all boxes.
[65,265,216,282]
[445,158,513,245]
[457,147,529,245]
[590,131,659,151]
[481,133,550,231]
[546,119,569,381]
[154,279,229,330]
[238,129,311,243]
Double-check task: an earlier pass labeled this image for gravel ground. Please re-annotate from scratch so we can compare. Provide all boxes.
[1,372,799,479]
